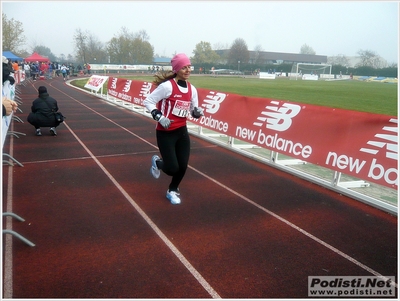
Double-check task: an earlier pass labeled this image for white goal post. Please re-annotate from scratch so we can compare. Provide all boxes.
[290,63,332,80]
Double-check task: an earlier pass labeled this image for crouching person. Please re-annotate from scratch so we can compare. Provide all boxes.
[27,86,61,136]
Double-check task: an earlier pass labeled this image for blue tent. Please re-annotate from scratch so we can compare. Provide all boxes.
[2,50,23,61]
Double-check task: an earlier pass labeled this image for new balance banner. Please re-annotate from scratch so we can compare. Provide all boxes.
[107,77,398,189]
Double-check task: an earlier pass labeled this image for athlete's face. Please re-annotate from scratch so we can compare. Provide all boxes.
[176,65,191,81]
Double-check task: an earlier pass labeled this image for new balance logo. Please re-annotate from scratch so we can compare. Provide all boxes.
[110,77,118,89]
[202,91,226,114]
[139,82,152,97]
[253,101,301,132]
[360,118,398,160]
[123,80,132,93]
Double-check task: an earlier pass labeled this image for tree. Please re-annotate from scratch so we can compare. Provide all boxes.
[191,41,220,65]
[300,44,316,55]
[213,42,229,50]
[73,28,108,64]
[73,28,89,63]
[356,49,387,69]
[32,45,57,62]
[86,34,107,64]
[131,29,154,64]
[253,44,264,65]
[328,54,350,66]
[228,38,249,68]
[2,13,26,53]
[130,38,154,64]
[137,29,150,42]
[107,27,153,64]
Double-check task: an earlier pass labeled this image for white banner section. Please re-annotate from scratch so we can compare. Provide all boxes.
[259,72,276,79]
[84,75,109,92]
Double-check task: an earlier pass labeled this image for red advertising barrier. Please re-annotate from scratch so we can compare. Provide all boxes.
[107,77,398,189]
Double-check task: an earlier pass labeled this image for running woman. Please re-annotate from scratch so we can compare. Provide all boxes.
[144,53,204,204]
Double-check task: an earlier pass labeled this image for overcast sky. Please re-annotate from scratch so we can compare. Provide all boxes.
[2,1,399,64]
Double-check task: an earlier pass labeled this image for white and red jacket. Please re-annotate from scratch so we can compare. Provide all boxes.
[144,79,199,131]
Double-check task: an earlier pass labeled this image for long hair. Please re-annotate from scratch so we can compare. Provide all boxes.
[152,70,176,86]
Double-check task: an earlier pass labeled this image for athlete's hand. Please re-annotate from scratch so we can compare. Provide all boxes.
[158,116,173,129]
[192,107,204,118]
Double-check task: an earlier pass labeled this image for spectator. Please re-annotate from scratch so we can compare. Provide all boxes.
[51,62,56,78]
[48,62,53,79]
[12,60,19,72]
[30,62,38,80]
[39,62,47,77]
[55,62,60,77]
[60,64,68,81]
[27,86,61,136]
[23,61,31,78]
[2,97,18,117]
[2,56,15,85]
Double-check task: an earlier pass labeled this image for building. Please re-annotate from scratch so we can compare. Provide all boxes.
[153,57,171,66]
[215,50,328,65]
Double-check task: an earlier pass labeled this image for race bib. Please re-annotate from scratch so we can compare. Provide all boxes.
[172,100,191,117]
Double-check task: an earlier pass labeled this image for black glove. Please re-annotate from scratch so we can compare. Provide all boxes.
[151,109,173,129]
[191,107,204,118]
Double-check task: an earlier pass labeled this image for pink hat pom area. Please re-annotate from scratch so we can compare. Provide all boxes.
[171,53,191,73]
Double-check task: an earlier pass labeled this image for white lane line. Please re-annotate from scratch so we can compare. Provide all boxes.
[189,165,398,288]
[63,121,221,299]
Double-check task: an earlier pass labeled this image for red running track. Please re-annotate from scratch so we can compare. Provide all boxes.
[2,76,397,298]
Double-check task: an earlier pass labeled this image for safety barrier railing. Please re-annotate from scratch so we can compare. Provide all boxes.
[2,78,34,247]
[86,89,397,216]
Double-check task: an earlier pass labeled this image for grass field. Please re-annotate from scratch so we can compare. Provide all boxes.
[73,74,398,116]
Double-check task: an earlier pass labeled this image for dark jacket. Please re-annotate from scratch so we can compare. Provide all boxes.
[2,62,15,85]
[27,92,60,127]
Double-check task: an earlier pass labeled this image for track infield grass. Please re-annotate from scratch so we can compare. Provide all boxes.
[74,75,398,116]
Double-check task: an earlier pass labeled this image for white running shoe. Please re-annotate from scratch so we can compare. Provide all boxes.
[150,155,161,179]
[166,190,181,205]
[50,127,57,136]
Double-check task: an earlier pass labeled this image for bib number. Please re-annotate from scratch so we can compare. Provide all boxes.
[172,100,190,117]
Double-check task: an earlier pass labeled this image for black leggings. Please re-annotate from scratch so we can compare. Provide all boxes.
[156,126,190,191]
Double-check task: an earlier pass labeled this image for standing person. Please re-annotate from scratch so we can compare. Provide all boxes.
[12,60,19,72]
[143,53,204,205]
[2,56,15,85]
[30,62,38,80]
[55,62,60,77]
[23,61,31,79]
[51,62,56,78]
[39,62,47,77]
[27,86,61,136]
[47,62,53,79]
[66,64,70,79]
[60,64,68,81]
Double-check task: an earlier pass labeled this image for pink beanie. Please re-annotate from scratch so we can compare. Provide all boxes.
[171,53,191,73]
